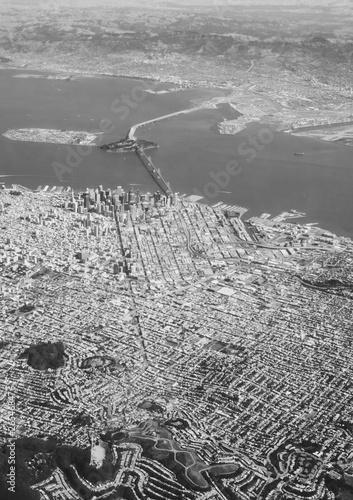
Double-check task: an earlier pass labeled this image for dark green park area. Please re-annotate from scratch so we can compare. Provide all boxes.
[19,341,66,370]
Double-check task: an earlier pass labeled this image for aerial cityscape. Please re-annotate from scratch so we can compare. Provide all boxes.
[1,1,353,499]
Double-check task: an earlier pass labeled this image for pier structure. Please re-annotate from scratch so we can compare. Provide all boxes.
[135,146,172,197]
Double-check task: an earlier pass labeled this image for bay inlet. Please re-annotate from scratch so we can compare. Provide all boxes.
[0,69,352,237]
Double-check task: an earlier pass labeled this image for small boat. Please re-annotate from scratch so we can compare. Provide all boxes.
[294,152,305,156]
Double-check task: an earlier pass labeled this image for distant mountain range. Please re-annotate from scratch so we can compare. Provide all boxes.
[2,0,353,7]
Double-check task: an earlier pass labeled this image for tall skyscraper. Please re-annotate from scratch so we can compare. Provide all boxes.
[99,190,106,203]
[83,192,90,209]
[173,193,179,207]
[129,187,137,205]
[131,205,137,221]
[154,190,161,203]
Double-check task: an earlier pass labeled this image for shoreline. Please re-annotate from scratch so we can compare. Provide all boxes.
[1,65,352,238]
[0,63,231,91]
[286,122,353,147]
[2,180,353,239]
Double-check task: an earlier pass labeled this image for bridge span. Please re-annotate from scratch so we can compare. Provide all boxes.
[130,104,217,196]
[135,147,173,197]
[128,105,207,140]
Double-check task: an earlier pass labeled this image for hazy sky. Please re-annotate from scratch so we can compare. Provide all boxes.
[3,0,352,9]
[5,0,351,5]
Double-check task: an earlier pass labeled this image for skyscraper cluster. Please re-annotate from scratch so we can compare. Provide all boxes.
[66,185,180,228]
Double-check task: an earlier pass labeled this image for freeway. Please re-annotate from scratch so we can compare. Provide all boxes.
[176,211,204,258]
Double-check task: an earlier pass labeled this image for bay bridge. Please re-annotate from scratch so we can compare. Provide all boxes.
[135,146,173,197]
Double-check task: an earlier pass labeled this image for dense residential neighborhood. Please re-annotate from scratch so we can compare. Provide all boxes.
[1,184,353,499]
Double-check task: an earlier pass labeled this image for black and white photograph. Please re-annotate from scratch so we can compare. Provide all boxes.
[1,0,353,498]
